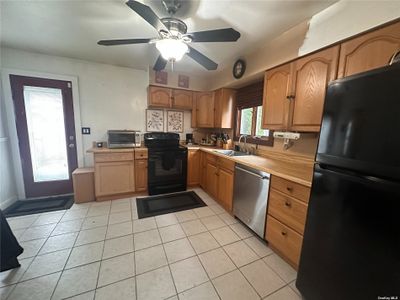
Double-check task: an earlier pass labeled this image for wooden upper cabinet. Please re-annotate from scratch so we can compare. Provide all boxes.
[194,91,215,128]
[338,21,400,78]
[262,63,293,130]
[148,86,171,108]
[214,88,236,129]
[172,89,193,109]
[290,45,339,132]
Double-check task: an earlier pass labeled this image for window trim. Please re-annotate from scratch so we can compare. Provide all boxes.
[234,106,274,147]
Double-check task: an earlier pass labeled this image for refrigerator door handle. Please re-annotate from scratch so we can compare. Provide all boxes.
[317,164,400,189]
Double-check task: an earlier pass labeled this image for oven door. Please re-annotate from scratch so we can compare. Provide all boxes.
[148,148,188,195]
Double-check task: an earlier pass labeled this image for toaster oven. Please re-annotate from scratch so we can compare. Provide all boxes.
[107,130,141,148]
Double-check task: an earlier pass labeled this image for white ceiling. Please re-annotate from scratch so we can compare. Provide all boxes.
[1,0,336,76]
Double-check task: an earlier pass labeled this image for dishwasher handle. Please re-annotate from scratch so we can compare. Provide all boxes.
[235,166,270,180]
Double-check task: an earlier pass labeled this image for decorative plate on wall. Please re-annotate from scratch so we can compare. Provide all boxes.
[146,109,164,132]
[167,110,184,133]
[233,59,246,79]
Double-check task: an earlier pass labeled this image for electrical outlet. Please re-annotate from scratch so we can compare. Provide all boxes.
[82,127,91,135]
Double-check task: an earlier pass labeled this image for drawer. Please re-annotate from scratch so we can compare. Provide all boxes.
[266,215,303,267]
[206,153,218,164]
[268,189,308,234]
[135,149,148,160]
[95,152,134,162]
[271,176,311,203]
[218,157,235,172]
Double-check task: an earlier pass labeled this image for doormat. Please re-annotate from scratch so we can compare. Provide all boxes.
[136,191,206,219]
[3,195,74,218]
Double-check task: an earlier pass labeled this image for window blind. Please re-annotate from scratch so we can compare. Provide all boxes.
[235,81,264,109]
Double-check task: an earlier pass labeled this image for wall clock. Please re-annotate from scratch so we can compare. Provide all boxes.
[233,59,246,79]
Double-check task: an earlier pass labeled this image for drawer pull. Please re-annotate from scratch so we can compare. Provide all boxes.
[284,201,292,207]
[286,187,293,192]
[281,231,287,236]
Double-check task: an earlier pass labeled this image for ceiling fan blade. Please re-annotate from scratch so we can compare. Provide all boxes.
[126,0,169,33]
[98,38,152,46]
[153,55,168,71]
[187,28,241,43]
[187,46,218,70]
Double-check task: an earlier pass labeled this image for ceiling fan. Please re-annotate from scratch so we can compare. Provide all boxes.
[98,0,241,71]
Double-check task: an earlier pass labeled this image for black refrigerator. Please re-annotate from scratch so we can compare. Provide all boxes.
[296,63,400,300]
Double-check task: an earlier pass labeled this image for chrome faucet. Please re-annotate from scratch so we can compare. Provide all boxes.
[238,134,248,153]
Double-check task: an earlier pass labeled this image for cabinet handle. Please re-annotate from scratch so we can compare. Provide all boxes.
[286,95,295,100]
[286,186,293,192]
[281,231,287,236]
[284,200,291,207]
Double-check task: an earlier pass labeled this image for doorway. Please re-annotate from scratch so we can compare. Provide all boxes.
[10,75,78,198]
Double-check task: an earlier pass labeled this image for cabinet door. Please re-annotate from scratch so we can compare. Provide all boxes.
[338,21,400,78]
[205,162,218,198]
[172,89,193,110]
[148,86,171,108]
[95,161,135,196]
[200,151,207,188]
[135,160,148,192]
[217,168,234,212]
[187,149,200,186]
[290,46,339,132]
[195,92,215,128]
[262,63,293,130]
[214,88,235,129]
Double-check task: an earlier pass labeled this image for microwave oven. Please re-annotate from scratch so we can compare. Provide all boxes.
[107,130,141,148]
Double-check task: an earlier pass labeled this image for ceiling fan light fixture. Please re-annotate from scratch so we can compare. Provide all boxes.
[155,39,188,62]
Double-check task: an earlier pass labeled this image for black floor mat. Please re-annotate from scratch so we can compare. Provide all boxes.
[3,195,74,217]
[136,191,206,219]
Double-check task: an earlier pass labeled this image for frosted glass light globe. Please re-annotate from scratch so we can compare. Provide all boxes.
[155,39,188,61]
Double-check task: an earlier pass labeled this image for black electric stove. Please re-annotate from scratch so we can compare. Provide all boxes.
[144,132,188,195]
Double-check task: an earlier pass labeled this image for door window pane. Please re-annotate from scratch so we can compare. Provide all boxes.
[240,108,252,135]
[255,106,269,137]
[23,86,69,182]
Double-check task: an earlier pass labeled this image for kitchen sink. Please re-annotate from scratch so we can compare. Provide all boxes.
[212,149,250,157]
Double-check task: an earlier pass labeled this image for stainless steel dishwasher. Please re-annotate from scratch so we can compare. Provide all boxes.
[233,163,270,238]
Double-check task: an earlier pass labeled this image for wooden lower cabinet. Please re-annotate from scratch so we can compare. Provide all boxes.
[265,175,311,269]
[95,161,135,197]
[199,151,207,188]
[92,148,148,200]
[135,160,148,192]
[201,152,234,213]
[187,149,200,186]
[206,162,219,199]
[217,168,234,212]
[266,216,303,267]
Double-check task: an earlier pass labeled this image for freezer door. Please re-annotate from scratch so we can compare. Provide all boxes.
[296,164,400,300]
[317,64,400,181]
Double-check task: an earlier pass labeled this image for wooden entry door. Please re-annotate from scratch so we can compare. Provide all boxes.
[10,75,78,198]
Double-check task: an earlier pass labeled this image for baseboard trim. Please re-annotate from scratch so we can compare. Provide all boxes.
[0,196,18,210]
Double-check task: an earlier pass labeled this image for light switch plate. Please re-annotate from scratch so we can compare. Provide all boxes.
[82,127,91,135]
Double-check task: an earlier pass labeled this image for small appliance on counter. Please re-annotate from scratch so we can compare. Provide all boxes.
[185,133,194,145]
[107,130,141,148]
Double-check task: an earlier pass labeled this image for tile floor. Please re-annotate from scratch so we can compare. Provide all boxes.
[1,188,301,300]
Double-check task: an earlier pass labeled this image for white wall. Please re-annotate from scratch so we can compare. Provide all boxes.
[0,77,18,208]
[299,0,400,55]
[210,0,400,90]
[1,47,151,169]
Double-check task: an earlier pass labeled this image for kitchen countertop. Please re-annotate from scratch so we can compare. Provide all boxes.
[87,146,313,187]
[189,146,314,187]
[87,147,147,153]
